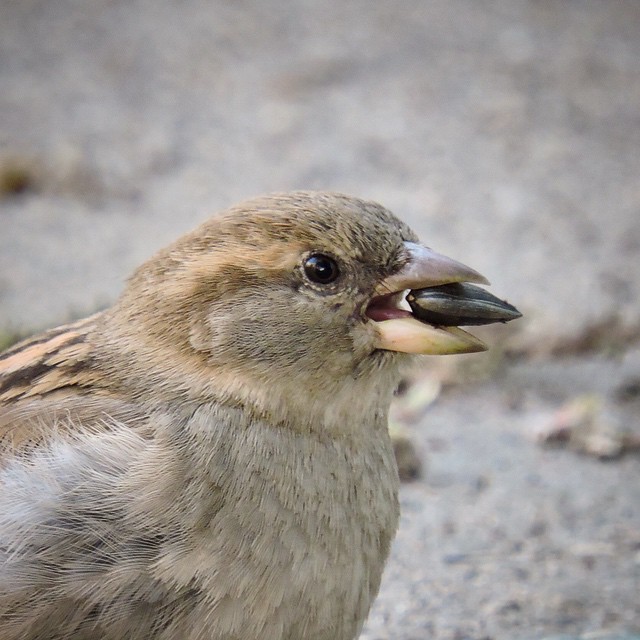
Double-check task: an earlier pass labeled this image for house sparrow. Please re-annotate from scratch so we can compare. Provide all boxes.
[0,191,517,640]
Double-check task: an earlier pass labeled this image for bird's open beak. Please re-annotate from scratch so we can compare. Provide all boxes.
[367,242,511,355]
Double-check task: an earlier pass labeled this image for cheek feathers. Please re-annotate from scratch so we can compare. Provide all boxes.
[195,289,355,372]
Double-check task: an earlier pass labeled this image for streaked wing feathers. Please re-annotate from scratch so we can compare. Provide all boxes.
[0,314,144,462]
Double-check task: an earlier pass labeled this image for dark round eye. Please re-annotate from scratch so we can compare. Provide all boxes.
[303,254,340,284]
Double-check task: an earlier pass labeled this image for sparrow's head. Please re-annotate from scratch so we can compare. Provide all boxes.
[107,192,494,427]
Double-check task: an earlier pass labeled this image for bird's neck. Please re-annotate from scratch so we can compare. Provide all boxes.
[221,363,402,439]
[94,317,405,439]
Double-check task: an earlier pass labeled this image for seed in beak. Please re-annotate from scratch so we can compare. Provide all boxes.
[407,283,522,327]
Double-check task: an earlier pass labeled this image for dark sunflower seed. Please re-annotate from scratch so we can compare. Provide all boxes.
[407,283,522,326]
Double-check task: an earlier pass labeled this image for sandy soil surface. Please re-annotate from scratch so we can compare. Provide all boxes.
[363,352,640,639]
[1,1,638,638]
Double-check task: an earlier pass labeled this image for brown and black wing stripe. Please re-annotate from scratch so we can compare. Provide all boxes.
[0,313,102,404]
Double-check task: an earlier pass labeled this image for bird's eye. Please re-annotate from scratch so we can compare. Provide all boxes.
[303,254,340,285]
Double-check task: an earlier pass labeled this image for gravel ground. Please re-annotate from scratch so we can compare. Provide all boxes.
[1,1,639,638]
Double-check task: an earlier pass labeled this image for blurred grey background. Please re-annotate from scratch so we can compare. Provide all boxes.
[1,2,639,639]
[1,0,639,351]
